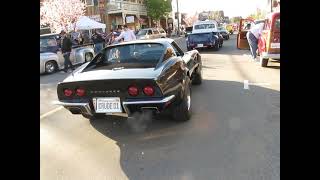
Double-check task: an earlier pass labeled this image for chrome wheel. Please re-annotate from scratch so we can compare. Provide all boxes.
[45,61,56,74]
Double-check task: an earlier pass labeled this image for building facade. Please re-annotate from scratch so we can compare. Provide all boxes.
[106,0,150,31]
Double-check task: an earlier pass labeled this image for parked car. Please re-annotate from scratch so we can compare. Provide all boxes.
[136,28,166,40]
[40,33,95,74]
[185,26,193,37]
[187,31,223,51]
[55,38,202,122]
[218,27,230,40]
[258,12,280,67]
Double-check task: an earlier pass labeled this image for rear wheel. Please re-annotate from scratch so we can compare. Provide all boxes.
[172,86,191,121]
[192,66,202,85]
[45,61,57,74]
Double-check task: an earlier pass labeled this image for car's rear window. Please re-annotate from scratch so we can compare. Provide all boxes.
[85,43,165,70]
[194,24,215,30]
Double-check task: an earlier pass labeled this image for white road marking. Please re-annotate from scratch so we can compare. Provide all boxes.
[244,80,271,90]
[40,106,63,120]
[244,80,250,89]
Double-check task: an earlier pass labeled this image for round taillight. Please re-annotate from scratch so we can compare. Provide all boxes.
[64,89,73,97]
[128,85,139,96]
[76,88,85,97]
[143,86,154,96]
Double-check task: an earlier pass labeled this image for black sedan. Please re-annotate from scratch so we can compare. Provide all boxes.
[55,38,202,122]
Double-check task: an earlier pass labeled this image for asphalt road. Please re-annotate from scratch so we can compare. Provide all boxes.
[40,35,280,180]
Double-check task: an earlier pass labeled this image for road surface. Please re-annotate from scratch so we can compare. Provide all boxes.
[40,35,280,180]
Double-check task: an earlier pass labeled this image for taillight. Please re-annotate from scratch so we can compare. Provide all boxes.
[128,85,139,96]
[64,89,73,97]
[76,88,85,97]
[143,86,154,96]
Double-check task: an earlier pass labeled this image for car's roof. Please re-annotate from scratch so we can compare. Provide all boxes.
[107,38,174,48]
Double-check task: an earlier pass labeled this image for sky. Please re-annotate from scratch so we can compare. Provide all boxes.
[172,0,268,18]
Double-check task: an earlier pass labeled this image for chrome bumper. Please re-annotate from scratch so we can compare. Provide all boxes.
[54,95,175,117]
[261,52,280,60]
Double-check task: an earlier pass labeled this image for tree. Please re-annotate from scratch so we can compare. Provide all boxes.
[146,0,172,21]
[248,8,267,20]
[40,0,87,33]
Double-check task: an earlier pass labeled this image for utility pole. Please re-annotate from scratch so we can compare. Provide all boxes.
[176,0,180,36]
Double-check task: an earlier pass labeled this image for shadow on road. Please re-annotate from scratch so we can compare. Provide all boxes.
[89,80,280,180]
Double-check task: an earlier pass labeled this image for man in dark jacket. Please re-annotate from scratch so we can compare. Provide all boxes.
[91,30,105,54]
[60,30,74,73]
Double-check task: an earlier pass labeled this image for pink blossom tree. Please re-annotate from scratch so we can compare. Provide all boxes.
[40,0,87,33]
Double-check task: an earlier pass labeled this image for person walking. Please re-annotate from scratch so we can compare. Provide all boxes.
[92,30,105,54]
[115,25,136,42]
[60,30,74,73]
[246,22,264,61]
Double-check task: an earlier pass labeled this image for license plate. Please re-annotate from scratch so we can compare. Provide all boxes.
[271,43,280,48]
[94,97,122,113]
[197,44,203,47]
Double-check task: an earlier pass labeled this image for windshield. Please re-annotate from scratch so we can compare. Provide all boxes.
[40,38,57,48]
[137,30,148,35]
[85,43,165,70]
[194,24,215,30]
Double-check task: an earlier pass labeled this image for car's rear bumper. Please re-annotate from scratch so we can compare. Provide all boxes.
[54,95,175,118]
[261,52,280,60]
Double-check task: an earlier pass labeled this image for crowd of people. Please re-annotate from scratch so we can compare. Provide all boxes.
[58,25,138,73]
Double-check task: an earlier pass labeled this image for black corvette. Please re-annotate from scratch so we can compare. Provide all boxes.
[56,38,202,122]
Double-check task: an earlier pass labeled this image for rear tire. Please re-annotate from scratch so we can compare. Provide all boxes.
[192,66,202,85]
[172,86,191,121]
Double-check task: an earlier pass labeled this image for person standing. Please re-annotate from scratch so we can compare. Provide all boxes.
[115,25,136,42]
[81,31,91,45]
[246,22,264,61]
[60,30,74,73]
[92,30,105,54]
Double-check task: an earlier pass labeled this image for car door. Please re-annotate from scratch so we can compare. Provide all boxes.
[237,19,254,49]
